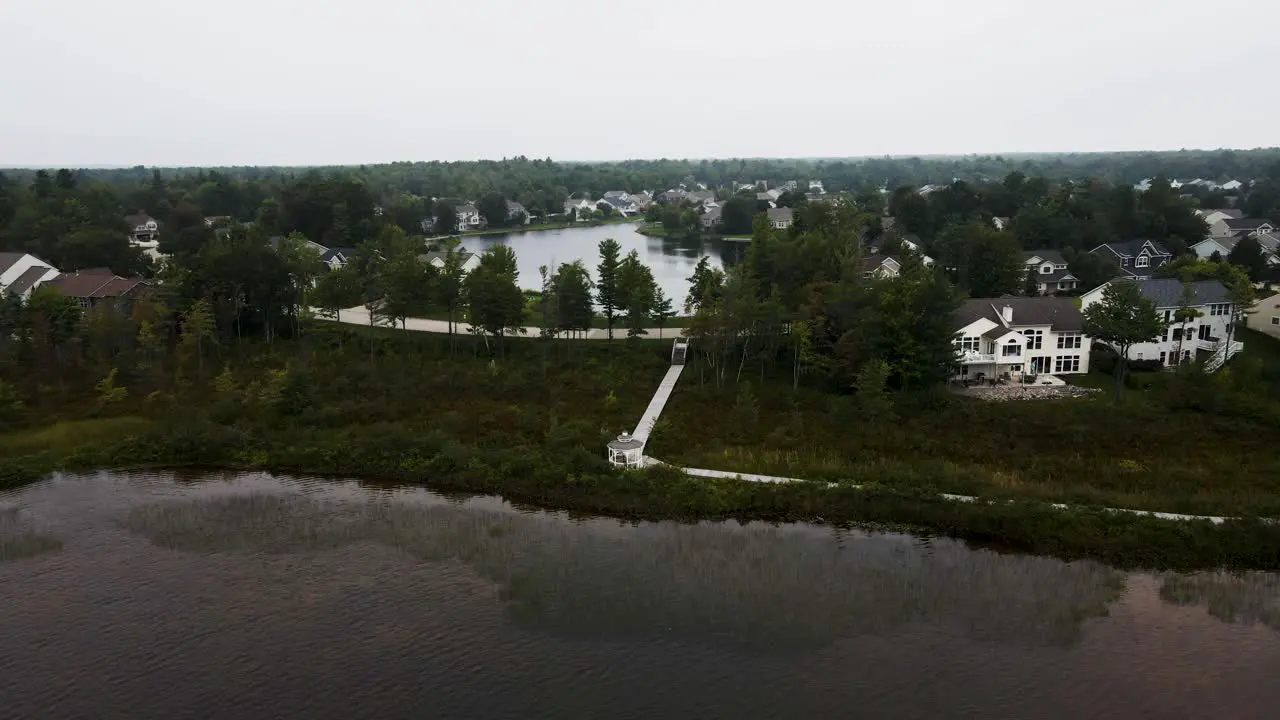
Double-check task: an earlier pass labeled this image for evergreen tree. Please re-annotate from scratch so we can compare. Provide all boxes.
[595,238,622,340]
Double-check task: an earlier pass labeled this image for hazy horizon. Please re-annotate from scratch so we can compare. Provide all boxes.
[3,0,1277,167]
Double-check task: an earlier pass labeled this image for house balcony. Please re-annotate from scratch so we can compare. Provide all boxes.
[957,351,996,365]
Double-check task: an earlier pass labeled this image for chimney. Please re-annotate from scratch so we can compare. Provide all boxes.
[1001,305,1014,324]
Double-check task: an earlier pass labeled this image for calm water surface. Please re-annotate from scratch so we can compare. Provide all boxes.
[2,471,1279,719]
[459,223,745,306]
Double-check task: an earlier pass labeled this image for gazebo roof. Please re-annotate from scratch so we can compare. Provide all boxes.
[607,432,644,451]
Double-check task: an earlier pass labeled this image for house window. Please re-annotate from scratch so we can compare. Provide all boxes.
[1272,317,1279,326]
[1001,340,1021,357]
[1161,328,1169,342]
[1056,333,1082,349]
[1136,256,1150,268]
[1159,352,1166,365]
[1163,310,1171,322]
[1040,264,1053,274]
[1023,330,1042,350]
[1054,355,1081,373]
[1209,303,1231,316]
[1183,350,1191,361]
[959,337,980,353]
[1172,328,1183,341]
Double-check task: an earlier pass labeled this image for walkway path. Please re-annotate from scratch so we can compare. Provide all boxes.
[632,365,686,444]
[317,307,685,340]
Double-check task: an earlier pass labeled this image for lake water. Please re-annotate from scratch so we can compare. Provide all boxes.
[458,223,744,308]
[3,471,1279,719]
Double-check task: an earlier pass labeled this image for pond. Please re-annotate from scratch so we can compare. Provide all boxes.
[2,471,1278,719]
[457,223,745,309]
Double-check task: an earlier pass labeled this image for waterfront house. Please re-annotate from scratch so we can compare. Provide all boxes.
[599,196,640,217]
[1248,291,1280,341]
[953,297,1090,381]
[767,207,793,230]
[419,250,481,274]
[506,200,530,225]
[1022,250,1080,294]
[1089,239,1172,280]
[701,206,722,230]
[0,252,60,302]
[1079,278,1242,367]
[455,204,484,231]
[563,198,596,219]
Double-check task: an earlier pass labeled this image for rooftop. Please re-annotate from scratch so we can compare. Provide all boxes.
[956,296,1083,332]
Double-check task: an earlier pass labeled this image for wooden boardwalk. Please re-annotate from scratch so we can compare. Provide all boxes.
[632,364,686,444]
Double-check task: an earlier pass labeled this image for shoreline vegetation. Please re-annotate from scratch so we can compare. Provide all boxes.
[636,223,751,241]
[435,216,638,239]
[3,324,1280,572]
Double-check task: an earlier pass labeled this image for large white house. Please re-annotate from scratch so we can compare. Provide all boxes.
[0,252,60,302]
[954,297,1090,381]
[1248,291,1280,341]
[1079,279,1242,368]
[1022,249,1080,294]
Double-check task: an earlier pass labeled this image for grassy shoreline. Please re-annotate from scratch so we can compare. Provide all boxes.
[3,417,1280,572]
[431,217,638,239]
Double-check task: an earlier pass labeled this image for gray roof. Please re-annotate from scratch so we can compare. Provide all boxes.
[601,196,635,209]
[956,297,1083,332]
[124,212,156,227]
[767,207,793,222]
[1023,249,1067,265]
[1033,268,1078,284]
[419,250,476,264]
[456,204,478,214]
[1123,278,1231,308]
[602,190,628,199]
[4,266,51,296]
[1223,217,1271,230]
[1093,239,1172,258]
[0,252,26,275]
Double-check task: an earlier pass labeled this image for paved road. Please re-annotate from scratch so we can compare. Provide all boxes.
[317,307,685,340]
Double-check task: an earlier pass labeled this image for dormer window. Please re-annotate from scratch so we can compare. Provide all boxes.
[1040,264,1053,274]
[1136,256,1150,268]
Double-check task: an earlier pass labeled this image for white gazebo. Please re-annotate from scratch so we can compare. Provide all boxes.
[606,432,644,469]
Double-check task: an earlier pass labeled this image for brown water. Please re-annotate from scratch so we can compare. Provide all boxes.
[1,471,1278,719]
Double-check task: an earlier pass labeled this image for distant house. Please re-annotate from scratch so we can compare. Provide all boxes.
[563,198,596,219]
[630,191,653,209]
[868,234,935,267]
[1089,239,1172,280]
[700,206,722,230]
[1191,234,1280,266]
[124,211,160,244]
[685,191,715,207]
[455,204,484,231]
[419,250,481,274]
[1022,250,1080,294]
[860,255,901,279]
[1248,291,1280,341]
[1220,180,1245,192]
[766,207,793,230]
[43,268,149,310]
[0,252,60,302]
[1195,208,1244,228]
[755,193,777,208]
[1216,218,1275,238]
[599,196,640,217]
[1080,278,1242,368]
[953,297,1090,381]
[319,246,359,270]
[992,216,1011,231]
[506,200,531,225]
[659,189,688,205]
[809,180,825,193]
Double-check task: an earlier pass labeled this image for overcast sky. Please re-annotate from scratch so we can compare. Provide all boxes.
[2,0,1276,167]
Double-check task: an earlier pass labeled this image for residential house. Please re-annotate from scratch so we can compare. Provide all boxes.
[809,180,825,194]
[1248,291,1280,341]
[867,234,935,267]
[766,207,793,230]
[1090,239,1172,279]
[0,252,60,302]
[630,191,653,210]
[1215,217,1274,238]
[659,189,688,205]
[418,250,482,274]
[953,297,1090,381]
[860,255,901,279]
[1079,279,1242,367]
[755,193,777,208]
[685,191,715,208]
[563,198,596,219]
[599,196,640,217]
[125,212,160,244]
[700,206,722,230]
[1220,180,1245,192]
[992,216,1011,231]
[319,246,359,270]
[43,268,149,310]
[1195,208,1244,228]
[1191,233,1280,266]
[1022,250,1080,294]
[506,200,531,225]
[602,190,631,202]
[455,204,483,231]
